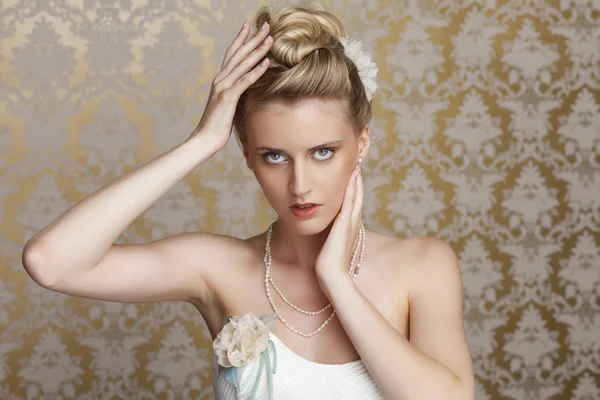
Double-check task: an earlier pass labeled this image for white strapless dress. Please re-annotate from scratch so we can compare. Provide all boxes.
[212,331,385,399]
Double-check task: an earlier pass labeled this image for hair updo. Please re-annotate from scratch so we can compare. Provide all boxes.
[232,1,373,153]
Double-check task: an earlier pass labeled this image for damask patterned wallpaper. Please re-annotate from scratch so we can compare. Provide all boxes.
[1,0,599,399]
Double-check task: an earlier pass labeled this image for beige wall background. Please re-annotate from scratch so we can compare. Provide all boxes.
[1,0,599,399]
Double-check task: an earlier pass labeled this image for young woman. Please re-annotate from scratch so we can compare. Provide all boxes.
[21,3,475,399]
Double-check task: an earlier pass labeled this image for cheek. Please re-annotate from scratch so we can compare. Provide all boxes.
[254,162,354,206]
[320,165,353,203]
[254,170,286,204]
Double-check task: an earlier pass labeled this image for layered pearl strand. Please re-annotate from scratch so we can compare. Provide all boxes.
[264,221,366,338]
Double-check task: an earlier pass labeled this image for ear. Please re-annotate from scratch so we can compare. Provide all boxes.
[243,149,252,170]
[358,126,370,161]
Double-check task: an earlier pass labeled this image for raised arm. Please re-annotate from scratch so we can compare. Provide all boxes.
[21,21,274,305]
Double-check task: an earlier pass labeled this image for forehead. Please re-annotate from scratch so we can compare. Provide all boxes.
[246,98,354,147]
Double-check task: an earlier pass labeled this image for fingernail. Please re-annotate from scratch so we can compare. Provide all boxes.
[261,22,267,30]
[243,21,248,29]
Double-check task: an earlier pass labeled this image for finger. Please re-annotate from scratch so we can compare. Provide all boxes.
[339,163,360,225]
[216,22,271,83]
[219,34,272,89]
[229,57,270,95]
[221,22,250,69]
[351,169,363,226]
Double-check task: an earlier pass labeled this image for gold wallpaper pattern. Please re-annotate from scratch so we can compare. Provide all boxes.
[1,0,599,399]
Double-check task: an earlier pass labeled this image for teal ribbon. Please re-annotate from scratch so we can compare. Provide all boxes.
[224,338,278,400]
[250,339,277,400]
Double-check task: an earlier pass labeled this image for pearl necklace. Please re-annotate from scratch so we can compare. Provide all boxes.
[266,224,366,316]
[264,221,366,338]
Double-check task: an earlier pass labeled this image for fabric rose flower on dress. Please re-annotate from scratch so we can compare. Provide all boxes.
[213,312,278,399]
[214,312,277,367]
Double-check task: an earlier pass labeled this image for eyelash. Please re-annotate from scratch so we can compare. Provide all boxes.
[262,148,337,165]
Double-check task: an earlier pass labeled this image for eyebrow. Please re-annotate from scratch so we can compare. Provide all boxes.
[254,140,344,154]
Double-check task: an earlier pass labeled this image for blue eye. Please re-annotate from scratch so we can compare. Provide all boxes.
[262,148,336,164]
[263,153,285,163]
[314,148,335,161]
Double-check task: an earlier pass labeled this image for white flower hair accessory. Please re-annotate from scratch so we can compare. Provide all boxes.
[213,312,279,399]
[339,37,379,102]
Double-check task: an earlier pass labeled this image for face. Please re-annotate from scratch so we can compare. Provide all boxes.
[243,98,370,234]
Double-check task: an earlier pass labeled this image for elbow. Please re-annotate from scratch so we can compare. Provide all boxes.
[22,243,59,288]
[433,373,474,400]
[454,376,475,400]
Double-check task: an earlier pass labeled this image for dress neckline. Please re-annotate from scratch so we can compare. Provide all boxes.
[268,331,363,368]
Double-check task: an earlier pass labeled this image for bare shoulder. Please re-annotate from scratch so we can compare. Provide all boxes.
[172,230,252,303]
[170,230,247,265]
[393,236,462,304]
[392,235,457,261]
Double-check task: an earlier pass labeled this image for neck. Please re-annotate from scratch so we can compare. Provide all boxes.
[268,218,362,271]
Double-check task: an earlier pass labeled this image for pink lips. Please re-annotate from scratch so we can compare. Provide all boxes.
[290,204,321,218]
[291,203,318,207]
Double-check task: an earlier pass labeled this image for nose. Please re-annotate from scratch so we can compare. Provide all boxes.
[288,163,312,198]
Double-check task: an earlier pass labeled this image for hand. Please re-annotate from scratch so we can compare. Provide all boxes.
[187,21,273,151]
[315,159,364,287]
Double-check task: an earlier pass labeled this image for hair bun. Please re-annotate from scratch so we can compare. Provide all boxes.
[255,2,346,68]
[232,1,373,153]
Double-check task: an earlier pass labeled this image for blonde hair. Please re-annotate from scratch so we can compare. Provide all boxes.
[233,1,373,152]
